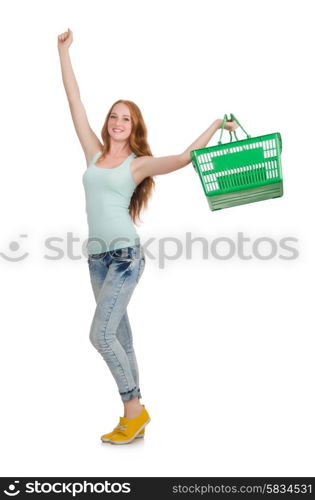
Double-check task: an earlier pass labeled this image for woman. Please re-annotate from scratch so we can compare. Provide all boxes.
[57,28,238,445]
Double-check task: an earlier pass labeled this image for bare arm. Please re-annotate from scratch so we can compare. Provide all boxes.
[58,29,102,165]
[135,120,222,180]
[58,45,80,102]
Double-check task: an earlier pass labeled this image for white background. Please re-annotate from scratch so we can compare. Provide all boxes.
[0,0,314,478]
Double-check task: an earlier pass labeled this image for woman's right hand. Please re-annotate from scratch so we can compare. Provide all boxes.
[57,28,73,52]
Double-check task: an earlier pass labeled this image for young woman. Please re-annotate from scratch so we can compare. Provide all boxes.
[57,28,238,445]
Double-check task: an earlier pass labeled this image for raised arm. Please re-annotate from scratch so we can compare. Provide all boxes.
[135,119,238,181]
[57,29,102,166]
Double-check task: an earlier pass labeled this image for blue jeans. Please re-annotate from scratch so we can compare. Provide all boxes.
[87,244,145,402]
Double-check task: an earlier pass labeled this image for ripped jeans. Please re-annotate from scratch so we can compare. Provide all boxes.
[87,244,145,402]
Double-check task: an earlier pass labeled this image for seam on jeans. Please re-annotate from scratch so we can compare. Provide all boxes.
[100,271,135,394]
[119,313,134,355]
[136,257,145,283]
[118,314,139,392]
[117,309,140,390]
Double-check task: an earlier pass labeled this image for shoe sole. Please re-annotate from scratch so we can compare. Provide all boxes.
[109,418,151,445]
[101,433,144,443]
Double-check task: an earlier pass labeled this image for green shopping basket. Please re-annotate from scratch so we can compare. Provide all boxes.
[190,113,283,211]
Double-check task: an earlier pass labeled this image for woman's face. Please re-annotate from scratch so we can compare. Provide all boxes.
[108,103,132,142]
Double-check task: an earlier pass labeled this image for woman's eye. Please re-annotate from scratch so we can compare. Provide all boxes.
[110,115,129,120]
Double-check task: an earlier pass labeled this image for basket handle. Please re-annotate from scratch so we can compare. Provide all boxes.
[217,113,251,145]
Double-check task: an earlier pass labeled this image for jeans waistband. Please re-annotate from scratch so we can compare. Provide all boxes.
[88,243,142,259]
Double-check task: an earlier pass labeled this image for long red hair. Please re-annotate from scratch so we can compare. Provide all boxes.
[99,99,155,225]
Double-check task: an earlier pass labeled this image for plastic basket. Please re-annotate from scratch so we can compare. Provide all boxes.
[190,113,283,211]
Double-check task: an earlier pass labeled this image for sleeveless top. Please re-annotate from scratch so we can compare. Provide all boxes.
[82,151,140,254]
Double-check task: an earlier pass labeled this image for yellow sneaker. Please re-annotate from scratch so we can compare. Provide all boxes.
[101,421,145,442]
[100,405,147,443]
[109,405,151,445]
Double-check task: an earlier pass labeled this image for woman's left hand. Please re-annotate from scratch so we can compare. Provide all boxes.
[224,119,239,132]
[216,119,239,132]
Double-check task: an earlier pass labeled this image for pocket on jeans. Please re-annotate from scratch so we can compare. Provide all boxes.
[110,247,134,261]
[88,252,105,264]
